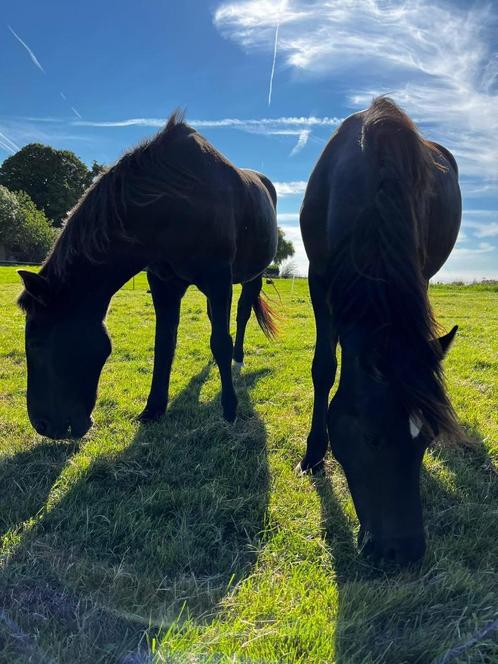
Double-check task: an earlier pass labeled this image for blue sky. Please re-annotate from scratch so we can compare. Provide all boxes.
[1,0,497,280]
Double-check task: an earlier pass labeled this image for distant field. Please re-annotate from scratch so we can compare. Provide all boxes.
[0,265,497,663]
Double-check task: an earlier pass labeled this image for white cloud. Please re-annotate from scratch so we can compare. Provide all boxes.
[8,25,45,74]
[274,180,306,196]
[464,221,498,239]
[213,0,498,183]
[73,115,341,131]
[277,212,300,222]
[289,128,310,156]
[462,210,498,239]
[279,222,308,275]
[451,242,495,258]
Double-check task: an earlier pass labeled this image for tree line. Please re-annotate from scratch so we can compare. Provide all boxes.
[0,144,105,261]
[0,144,294,268]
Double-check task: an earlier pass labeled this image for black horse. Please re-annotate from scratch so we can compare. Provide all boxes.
[18,112,278,439]
[300,98,461,564]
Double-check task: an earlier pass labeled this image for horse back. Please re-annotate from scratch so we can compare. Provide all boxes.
[300,110,461,280]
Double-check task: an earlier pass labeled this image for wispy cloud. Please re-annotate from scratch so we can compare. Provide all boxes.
[8,25,45,74]
[71,107,82,120]
[73,115,342,130]
[452,242,495,258]
[465,221,498,239]
[72,114,338,151]
[274,180,306,196]
[290,128,310,156]
[277,212,300,222]
[213,0,498,185]
[60,92,67,101]
[278,222,308,274]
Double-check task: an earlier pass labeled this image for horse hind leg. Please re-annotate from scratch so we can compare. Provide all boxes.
[198,265,238,422]
[233,276,262,367]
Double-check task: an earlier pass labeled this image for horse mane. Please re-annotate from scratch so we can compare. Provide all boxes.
[329,97,459,438]
[41,110,201,280]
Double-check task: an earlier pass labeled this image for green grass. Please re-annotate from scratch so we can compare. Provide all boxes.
[0,266,496,663]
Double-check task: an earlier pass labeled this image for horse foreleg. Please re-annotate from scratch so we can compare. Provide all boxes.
[199,266,237,422]
[300,270,338,474]
[138,271,188,422]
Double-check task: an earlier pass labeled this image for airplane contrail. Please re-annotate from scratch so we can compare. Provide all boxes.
[8,25,45,74]
[268,1,286,106]
[0,130,20,153]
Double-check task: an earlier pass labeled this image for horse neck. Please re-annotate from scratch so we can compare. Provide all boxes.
[41,250,146,320]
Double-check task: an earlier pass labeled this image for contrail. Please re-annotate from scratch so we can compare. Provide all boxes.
[268,0,286,106]
[60,91,67,101]
[8,25,45,73]
[71,106,82,119]
[0,130,20,153]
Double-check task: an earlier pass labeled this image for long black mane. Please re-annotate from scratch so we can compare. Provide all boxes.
[40,109,260,286]
[329,98,458,438]
[42,111,201,278]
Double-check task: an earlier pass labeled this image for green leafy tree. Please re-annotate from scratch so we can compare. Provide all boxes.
[0,144,105,226]
[274,226,295,266]
[0,185,56,261]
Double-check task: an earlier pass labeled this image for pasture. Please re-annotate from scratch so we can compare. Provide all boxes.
[0,265,496,663]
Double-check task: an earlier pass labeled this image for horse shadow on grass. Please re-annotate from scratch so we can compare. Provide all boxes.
[0,439,79,540]
[0,364,270,663]
[311,422,498,664]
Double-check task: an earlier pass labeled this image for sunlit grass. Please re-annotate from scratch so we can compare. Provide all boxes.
[0,266,496,663]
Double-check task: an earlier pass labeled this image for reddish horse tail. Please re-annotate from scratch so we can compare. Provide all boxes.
[253,291,278,339]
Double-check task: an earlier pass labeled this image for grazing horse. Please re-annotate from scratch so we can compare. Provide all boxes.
[18,112,278,439]
[300,98,461,564]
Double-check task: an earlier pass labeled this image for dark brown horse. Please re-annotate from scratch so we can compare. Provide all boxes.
[300,98,461,564]
[18,112,278,438]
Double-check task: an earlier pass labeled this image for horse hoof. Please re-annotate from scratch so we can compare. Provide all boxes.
[233,361,244,370]
[296,459,325,476]
[137,408,165,423]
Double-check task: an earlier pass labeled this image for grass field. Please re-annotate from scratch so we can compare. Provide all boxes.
[0,265,497,663]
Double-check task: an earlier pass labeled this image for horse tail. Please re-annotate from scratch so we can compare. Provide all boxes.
[356,97,459,438]
[253,291,278,339]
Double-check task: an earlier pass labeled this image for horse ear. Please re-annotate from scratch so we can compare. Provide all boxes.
[436,325,458,357]
[18,270,50,305]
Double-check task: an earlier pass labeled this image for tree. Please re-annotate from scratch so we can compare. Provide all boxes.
[274,227,295,266]
[0,144,105,226]
[0,186,56,261]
